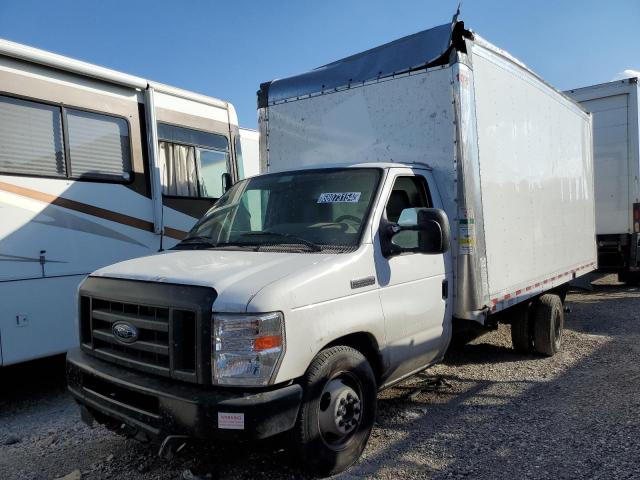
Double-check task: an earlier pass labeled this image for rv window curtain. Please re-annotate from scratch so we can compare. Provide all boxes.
[66,109,131,179]
[159,141,199,197]
[0,95,66,177]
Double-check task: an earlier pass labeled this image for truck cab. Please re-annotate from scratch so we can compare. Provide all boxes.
[67,163,451,474]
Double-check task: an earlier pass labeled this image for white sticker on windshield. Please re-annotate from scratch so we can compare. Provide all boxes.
[317,192,362,203]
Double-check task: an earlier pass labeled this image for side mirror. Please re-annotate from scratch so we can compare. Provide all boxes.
[381,207,450,257]
[222,172,233,193]
[416,208,450,254]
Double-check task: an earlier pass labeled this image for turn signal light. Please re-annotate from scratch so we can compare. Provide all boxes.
[254,335,282,351]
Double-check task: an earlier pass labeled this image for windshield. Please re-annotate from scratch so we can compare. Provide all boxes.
[175,168,381,253]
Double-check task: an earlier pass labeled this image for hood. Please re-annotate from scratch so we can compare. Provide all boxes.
[91,249,336,311]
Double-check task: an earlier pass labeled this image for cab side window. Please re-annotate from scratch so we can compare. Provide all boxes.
[385,176,431,249]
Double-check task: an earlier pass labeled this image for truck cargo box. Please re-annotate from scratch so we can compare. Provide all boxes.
[258,20,597,322]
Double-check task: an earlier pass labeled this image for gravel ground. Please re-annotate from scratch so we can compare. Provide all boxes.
[1,274,639,479]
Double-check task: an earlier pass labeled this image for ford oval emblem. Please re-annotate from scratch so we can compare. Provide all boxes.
[112,321,139,344]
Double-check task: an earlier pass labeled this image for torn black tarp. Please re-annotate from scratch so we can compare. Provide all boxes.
[259,20,466,107]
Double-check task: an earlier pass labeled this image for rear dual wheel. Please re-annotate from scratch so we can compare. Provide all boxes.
[532,293,564,356]
[509,301,533,353]
[509,293,564,357]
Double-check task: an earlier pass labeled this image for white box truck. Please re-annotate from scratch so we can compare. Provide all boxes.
[566,78,640,282]
[67,18,596,475]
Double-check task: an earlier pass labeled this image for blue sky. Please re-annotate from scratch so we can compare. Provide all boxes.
[1,1,638,128]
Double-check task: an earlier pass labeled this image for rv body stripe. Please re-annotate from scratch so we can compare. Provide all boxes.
[164,226,186,239]
[0,181,186,240]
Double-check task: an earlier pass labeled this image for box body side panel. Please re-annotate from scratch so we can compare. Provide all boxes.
[472,45,596,300]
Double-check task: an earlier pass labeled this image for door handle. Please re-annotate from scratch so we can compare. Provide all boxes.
[442,279,448,299]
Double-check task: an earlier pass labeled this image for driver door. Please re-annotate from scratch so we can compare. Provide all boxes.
[374,168,448,382]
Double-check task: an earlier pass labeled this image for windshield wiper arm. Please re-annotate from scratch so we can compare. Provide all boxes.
[240,232,322,252]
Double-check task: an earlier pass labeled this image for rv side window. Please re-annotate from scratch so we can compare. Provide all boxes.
[158,141,199,197]
[66,109,131,180]
[0,95,66,177]
[157,123,229,198]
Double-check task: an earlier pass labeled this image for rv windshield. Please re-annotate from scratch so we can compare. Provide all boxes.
[175,168,381,252]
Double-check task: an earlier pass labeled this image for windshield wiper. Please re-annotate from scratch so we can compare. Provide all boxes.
[240,232,323,252]
[177,235,219,248]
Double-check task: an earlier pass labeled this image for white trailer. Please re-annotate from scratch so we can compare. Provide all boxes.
[0,38,245,366]
[566,78,640,282]
[66,18,596,475]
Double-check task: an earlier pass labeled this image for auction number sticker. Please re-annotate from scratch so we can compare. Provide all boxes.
[317,192,361,203]
[218,412,245,430]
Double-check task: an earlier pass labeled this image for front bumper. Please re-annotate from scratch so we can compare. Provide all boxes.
[67,348,302,440]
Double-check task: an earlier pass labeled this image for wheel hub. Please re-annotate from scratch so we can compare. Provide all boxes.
[318,378,362,439]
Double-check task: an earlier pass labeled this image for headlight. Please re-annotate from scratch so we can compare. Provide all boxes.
[212,312,284,386]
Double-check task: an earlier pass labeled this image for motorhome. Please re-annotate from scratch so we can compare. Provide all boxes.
[566,78,640,282]
[0,38,246,366]
[67,18,596,475]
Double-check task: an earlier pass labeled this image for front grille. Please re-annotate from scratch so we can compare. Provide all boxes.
[91,299,173,372]
[78,277,215,384]
[81,297,196,379]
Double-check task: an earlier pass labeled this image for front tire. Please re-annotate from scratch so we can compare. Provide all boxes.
[295,346,377,476]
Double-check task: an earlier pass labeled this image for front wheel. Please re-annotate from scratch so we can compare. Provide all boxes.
[295,346,377,476]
